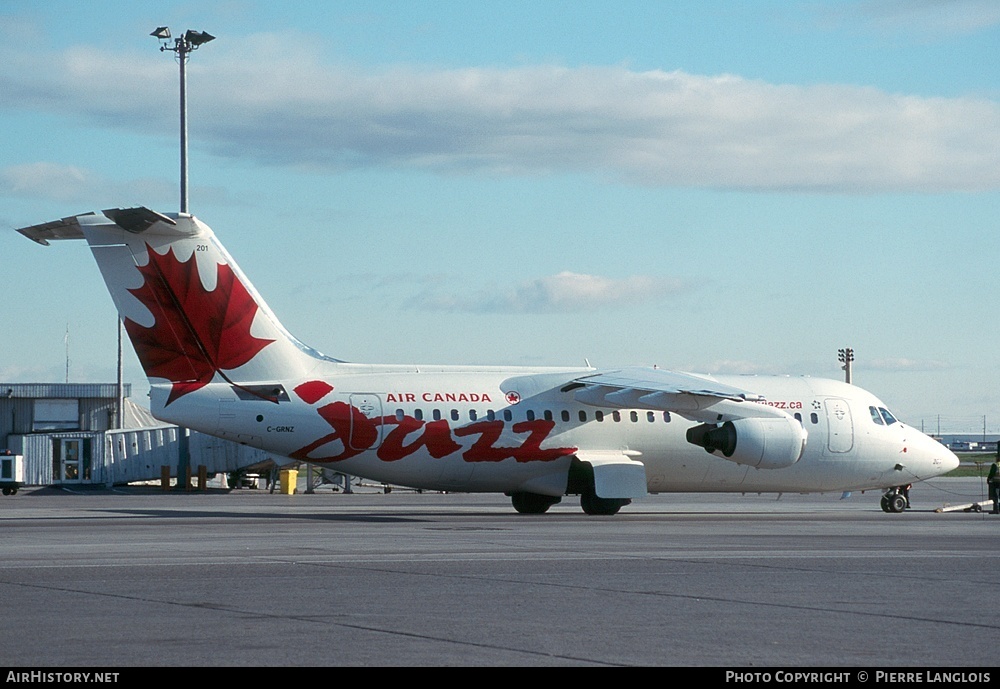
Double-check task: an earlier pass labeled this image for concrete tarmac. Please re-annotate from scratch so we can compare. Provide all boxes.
[0,477,997,667]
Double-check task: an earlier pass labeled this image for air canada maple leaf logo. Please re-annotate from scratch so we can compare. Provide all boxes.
[124,246,274,405]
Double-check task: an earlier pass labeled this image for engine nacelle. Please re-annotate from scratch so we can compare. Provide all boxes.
[686,417,806,469]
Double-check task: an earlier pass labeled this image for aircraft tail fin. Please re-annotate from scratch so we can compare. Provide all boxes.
[19,208,326,408]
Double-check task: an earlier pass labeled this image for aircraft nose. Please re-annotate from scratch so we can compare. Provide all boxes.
[944,450,962,471]
[942,446,960,473]
[911,431,959,477]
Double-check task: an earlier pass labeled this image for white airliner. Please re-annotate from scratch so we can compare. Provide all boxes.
[19,207,958,514]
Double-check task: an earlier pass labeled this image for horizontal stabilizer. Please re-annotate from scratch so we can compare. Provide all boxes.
[17,207,177,245]
[103,207,176,234]
[17,214,92,245]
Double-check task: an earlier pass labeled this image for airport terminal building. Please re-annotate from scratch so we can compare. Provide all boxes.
[0,383,270,486]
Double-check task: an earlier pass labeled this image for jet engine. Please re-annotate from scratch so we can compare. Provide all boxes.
[686,417,806,469]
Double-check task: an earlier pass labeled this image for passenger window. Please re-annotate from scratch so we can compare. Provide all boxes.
[630,411,638,422]
[613,411,621,422]
[432,409,441,421]
[451,409,459,421]
[794,412,802,423]
[503,409,512,422]
[596,411,604,422]
[869,406,884,425]
[561,410,570,422]
[395,409,405,421]
[647,411,655,423]
[415,409,424,421]
[486,410,495,421]
[663,412,671,423]
[469,410,477,421]
[810,413,818,424]
[527,410,536,421]
[579,410,587,422]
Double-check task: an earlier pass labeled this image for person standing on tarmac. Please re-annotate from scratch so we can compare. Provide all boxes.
[988,448,1000,514]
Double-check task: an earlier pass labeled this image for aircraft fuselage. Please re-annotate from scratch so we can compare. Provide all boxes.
[152,364,953,498]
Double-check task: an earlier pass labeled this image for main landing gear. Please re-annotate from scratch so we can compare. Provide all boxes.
[508,490,630,515]
[580,489,630,516]
[509,459,633,516]
[880,485,910,513]
[509,492,562,514]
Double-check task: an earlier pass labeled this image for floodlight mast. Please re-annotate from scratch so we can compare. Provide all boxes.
[150,27,215,214]
[838,347,854,385]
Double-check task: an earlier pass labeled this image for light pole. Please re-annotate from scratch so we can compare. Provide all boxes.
[150,27,215,214]
[838,347,854,385]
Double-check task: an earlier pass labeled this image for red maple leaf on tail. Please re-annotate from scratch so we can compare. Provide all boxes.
[124,246,274,405]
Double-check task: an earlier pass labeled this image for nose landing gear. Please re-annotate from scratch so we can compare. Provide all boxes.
[880,484,911,513]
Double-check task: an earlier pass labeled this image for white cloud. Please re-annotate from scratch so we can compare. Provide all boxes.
[0,162,89,202]
[845,0,1000,36]
[0,162,182,205]
[692,360,783,376]
[865,357,951,372]
[408,271,684,313]
[2,34,999,193]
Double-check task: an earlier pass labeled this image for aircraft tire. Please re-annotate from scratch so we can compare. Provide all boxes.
[580,491,629,516]
[2,487,12,496]
[510,492,560,514]
[880,495,890,513]
[887,493,907,513]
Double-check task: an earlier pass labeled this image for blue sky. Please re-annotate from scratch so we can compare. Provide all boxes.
[1,0,998,434]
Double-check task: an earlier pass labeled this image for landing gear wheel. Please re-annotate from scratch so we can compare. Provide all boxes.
[880,495,890,513]
[580,491,629,516]
[887,493,908,513]
[510,492,560,514]
[1,487,11,496]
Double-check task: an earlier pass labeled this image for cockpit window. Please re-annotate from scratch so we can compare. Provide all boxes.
[869,406,884,425]
[879,407,898,425]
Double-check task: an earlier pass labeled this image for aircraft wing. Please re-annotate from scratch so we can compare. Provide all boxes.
[567,366,792,424]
